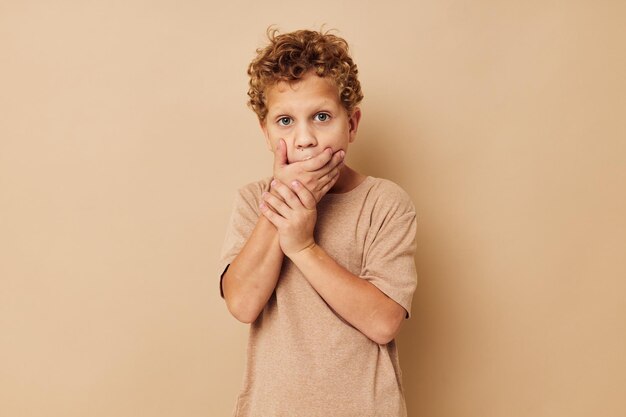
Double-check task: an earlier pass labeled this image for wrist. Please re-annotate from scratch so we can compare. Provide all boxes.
[286,241,317,259]
[257,212,279,233]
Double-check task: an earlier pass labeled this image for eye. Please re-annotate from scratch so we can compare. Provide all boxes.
[277,116,292,126]
[314,112,331,122]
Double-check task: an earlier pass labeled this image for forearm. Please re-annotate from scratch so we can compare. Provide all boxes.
[222,215,284,323]
[288,244,405,344]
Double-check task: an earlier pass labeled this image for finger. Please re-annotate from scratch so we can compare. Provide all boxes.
[311,163,341,193]
[262,190,292,217]
[315,163,343,189]
[316,150,345,178]
[291,180,316,210]
[260,203,285,228]
[300,147,333,171]
[317,169,340,198]
[273,139,288,170]
[271,180,303,210]
[268,187,287,204]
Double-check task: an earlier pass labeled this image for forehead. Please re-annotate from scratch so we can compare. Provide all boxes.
[265,72,341,114]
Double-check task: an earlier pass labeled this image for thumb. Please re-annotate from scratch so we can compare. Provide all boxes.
[274,139,288,168]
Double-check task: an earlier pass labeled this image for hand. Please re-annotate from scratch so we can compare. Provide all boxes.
[259,179,317,257]
[272,139,344,202]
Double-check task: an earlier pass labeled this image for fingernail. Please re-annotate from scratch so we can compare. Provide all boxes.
[340,150,345,159]
[271,179,277,187]
[291,180,300,188]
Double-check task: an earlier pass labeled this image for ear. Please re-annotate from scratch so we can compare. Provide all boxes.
[348,107,362,143]
[260,119,273,152]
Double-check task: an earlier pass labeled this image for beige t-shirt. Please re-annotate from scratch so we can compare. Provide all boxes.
[219,176,418,417]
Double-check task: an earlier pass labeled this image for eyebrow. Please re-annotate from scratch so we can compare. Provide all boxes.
[268,100,336,117]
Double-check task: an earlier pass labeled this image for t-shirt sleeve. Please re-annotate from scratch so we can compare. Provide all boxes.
[218,181,268,298]
[360,193,418,319]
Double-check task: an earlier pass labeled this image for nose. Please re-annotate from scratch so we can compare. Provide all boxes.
[294,121,317,149]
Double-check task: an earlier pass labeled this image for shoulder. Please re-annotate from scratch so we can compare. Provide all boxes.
[236,177,271,199]
[231,177,272,212]
[237,177,272,200]
[366,177,416,217]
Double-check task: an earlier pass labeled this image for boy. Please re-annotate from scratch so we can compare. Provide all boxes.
[219,29,417,417]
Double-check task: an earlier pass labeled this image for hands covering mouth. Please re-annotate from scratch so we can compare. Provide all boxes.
[272,139,345,203]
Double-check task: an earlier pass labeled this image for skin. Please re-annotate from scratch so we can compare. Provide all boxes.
[262,70,364,195]
[222,70,406,344]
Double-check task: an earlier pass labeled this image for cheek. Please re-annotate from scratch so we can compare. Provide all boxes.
[324,126,351,147]
[266,132,282,151]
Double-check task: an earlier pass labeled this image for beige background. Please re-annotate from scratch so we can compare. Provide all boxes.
[1,1,625,416]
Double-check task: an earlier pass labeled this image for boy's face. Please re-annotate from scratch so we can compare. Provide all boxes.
[261,70,361,164]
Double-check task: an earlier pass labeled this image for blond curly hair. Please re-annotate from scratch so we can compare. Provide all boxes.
[247,28,364,122]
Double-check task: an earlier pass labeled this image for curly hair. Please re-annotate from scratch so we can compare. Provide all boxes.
[247,28,364,122]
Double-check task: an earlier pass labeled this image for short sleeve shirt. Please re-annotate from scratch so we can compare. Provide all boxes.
[219,176,418,417]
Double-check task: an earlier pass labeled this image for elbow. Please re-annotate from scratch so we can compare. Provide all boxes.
[370,327,397,345]
[231,309,258,325]
[221,271,261,324]
[225,296,261,324]
[369,312,405,345]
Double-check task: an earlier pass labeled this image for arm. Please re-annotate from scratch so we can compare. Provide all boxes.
[221,215,284,324]
[222,143,344,324]
[289,243,407,345]
[260,180,407,345]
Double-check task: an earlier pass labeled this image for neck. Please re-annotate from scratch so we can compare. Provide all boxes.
[328,165,366,194]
